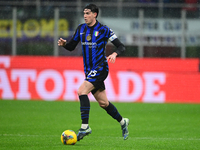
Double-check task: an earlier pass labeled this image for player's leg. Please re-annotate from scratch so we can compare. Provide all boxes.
[77,80,94,141]
[93,89,129,140]
[93,89,122,122]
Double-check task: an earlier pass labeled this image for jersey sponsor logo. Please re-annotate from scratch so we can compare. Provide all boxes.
[81,42,97,48]
[81,42,97,45]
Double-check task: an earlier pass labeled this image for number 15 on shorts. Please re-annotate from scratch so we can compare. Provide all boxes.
[88,70,97,77]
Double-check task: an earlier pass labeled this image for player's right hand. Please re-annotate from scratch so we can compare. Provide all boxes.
[58,38,67,46]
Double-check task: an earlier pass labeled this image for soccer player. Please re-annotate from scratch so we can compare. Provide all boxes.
[58,4,129,141]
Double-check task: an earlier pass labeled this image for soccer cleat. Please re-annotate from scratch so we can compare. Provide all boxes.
[121,118,129,140]
[77,126,92,141]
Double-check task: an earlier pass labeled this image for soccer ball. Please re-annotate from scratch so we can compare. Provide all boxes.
[61,130,77,145]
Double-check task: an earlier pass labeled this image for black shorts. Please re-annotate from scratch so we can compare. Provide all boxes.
[85,64,108,95]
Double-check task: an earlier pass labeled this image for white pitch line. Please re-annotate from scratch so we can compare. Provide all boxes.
[132,137,200,141]
[1,134,200,141]
[0,134,58,137]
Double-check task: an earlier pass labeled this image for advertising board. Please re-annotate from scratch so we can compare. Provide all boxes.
[0,56,200,103]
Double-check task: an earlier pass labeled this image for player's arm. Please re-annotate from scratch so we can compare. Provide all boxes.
[64,39,79,51]
[58,38,79,51]
[58,25,81,51]
[111,38,126,56]
[107,37,125,63]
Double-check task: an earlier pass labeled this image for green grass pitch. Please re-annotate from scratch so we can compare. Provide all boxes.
[0,100,200,150]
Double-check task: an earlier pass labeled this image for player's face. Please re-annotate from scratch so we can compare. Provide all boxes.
[83,9,97,27]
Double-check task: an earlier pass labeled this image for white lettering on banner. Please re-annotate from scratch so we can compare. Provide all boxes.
[0,57,167,102]
[143,72,166,103]
[117,72,143,102]
[36,70,64,101]
[63,70,84,100]
[11,69,36,99]
[0,70,14,99]
[0,56,10,68]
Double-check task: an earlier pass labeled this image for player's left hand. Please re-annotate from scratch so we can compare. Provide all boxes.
[107,52,118,63]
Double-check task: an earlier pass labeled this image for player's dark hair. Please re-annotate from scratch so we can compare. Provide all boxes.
[83,4,99,18]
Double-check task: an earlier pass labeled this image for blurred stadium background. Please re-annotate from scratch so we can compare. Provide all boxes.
[0,0,200,57]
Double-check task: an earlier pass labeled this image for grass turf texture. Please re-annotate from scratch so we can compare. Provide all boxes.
[0,100,200,150]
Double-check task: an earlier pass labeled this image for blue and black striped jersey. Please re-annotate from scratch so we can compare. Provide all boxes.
[67,21,118,74]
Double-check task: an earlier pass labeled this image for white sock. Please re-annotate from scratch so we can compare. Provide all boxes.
[120,118,125,126]
[81,124,88,129]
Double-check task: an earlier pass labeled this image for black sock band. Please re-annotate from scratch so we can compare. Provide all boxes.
[79,95,90,124]
[104,102,122,122]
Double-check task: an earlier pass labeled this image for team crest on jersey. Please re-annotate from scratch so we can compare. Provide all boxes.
[86,34,91,41]
[94,31,99,37]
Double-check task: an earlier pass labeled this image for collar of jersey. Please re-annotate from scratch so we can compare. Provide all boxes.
[86,20,99,29]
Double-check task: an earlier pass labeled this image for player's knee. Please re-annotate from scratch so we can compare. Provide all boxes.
[77,89,84,96]
[98,101,109,108]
